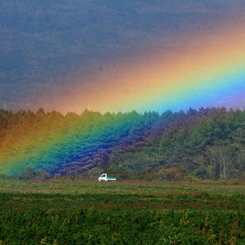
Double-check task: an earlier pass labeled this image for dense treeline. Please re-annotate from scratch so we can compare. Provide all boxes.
[1,107,245,181]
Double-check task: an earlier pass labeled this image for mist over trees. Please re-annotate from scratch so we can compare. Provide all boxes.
[1,107,245,181]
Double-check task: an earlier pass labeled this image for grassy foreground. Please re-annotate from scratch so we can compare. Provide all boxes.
[1,180,245,244]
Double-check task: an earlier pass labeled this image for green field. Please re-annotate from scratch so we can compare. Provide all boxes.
[1,180,245,244]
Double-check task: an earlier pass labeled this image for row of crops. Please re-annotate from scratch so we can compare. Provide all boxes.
[1,181,245,244]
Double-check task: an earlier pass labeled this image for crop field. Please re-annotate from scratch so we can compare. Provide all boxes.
[1,180,245,244]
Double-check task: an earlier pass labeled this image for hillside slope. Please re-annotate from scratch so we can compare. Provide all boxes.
[1,107,245,181]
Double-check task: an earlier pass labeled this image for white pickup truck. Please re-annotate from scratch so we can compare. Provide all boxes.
[98,173,116,182]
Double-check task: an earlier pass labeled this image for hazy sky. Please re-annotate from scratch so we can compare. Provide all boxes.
[1,0,245,113]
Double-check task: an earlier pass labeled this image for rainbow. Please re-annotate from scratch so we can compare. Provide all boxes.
[0,110,157,176]
[2,22,245,175]
[42,24,245,114]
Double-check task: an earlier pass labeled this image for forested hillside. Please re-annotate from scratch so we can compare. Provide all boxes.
[1,107,245,181]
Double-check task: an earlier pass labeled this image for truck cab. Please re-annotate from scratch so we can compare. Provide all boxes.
[98,173,116,182]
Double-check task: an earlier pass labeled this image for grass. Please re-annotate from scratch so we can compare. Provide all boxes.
[1,180,245,244]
